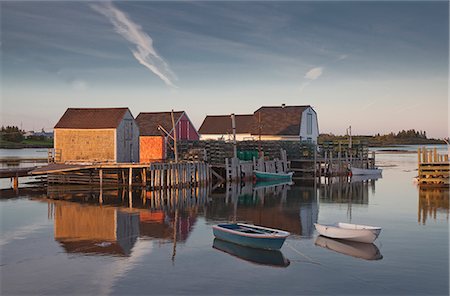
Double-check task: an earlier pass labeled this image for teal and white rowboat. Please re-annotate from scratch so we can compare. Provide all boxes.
[253,170,293,181]
[212,223,290,250]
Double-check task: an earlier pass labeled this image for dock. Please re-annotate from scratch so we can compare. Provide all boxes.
[417,147,449,186]
[29,161,212,188]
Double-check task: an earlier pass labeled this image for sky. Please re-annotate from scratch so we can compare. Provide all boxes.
[1,1,448,138]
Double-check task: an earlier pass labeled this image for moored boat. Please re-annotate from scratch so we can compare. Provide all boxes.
[314,222,381,244]
[351,167,382,176]
[253,170,293,181]
[212,223,290,250]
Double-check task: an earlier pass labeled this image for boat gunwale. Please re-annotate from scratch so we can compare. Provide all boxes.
[213,223,290,239]
[314,223,381,231]
[253,170,293,177]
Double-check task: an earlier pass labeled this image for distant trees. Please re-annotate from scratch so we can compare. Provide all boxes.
[0,126,24,142]
[318,129,441,146]
[395,129,427,139]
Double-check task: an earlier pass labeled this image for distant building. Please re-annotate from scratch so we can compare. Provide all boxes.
[24,130,54,139]
[199,105,319,143]
[136,111,199,163]
[54,108,140,163]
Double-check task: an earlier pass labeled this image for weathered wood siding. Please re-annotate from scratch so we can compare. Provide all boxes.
[174,113,200,140]
[140,136,165,163]
[116,110,140,163]
[54,129,115,162]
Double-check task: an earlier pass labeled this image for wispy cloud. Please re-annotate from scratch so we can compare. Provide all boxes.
[337,54,348,61]
[304,67,323,80]
[91,2,177,87]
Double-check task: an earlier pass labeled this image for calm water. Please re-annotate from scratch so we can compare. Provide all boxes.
[1,147,448,295]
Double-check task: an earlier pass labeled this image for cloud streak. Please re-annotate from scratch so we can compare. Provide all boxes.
[91,2,177,87]
[304,67,323,80]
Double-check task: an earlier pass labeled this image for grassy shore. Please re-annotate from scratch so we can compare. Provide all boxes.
[0,138,53,149]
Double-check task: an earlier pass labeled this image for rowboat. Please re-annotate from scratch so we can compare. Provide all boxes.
[350,167,382,176]
[314,222,381,244]
[213,238,290,267]
[253,170,293,181]
[315,236,383,260]
[212,223,290,250]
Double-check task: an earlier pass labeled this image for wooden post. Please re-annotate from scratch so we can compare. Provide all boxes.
[99,169,103,189]
[231,113,237,158]
[13,175,19,190]
[171,110,178,163]
[418,148,421,164]
[142,168,147,186]
[129,167,132,187]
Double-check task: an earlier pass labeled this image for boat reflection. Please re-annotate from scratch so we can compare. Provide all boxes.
[350,174,382,183]
[212,238,290,267]
[315,236,383,261]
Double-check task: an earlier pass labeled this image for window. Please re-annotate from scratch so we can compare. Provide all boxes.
[307,113,313,135]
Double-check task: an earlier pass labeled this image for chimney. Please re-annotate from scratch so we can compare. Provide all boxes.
[281,104,286,108]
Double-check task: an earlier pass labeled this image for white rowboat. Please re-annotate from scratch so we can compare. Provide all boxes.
[351,167,382,176]
[314,222,381,244]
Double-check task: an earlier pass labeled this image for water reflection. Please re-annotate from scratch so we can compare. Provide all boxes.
[319,176,378,204]
[315,236,383,261]
[53,202,139,256]
[207,181,318,237]
[418,186,449,224]
[36,176,385,259]
[213,238,290,267]
[42,186,209,258]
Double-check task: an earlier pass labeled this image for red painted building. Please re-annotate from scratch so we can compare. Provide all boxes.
[136,111,199,163]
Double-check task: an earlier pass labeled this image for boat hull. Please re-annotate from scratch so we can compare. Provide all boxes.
[212,223,289,250]
[351,167,382,176]
[314,223,381,244]
[254,170,293,181]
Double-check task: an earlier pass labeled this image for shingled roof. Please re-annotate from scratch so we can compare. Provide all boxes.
[253,105,310,135]
[136,111,184,136]
[54,108,130,129]
[199,105,312,136]
[198,114,254,135]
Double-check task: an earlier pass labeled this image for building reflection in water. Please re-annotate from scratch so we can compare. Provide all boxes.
[319,175,379,205]
[418,186,449,225]
[45,186,210,257]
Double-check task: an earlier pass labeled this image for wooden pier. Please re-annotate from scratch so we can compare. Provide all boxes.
[417,147,449,186]
[24,161,212,188]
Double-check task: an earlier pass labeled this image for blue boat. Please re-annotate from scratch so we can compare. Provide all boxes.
[253,170,293,181]
[212,223,290,250]
[213,238,290,267]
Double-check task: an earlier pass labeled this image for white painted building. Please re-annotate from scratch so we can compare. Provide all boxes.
[199,105,319,143]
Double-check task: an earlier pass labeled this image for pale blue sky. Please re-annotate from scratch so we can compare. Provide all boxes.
[1,1,448,137]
